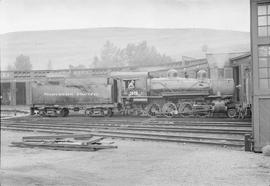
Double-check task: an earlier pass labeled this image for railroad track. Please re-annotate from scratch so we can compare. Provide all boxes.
[3,122,251,134]
[3,117,251,126]
[1,116,252,148]
[3,117,252,127]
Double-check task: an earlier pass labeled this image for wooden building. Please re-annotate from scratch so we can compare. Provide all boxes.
[250,0,270,151]
[206,52,249,81]
[230,53,252,105]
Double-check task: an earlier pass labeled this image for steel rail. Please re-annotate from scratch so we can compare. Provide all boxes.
[2,120,251,127]
[2,124,244,142]
[3,123,252,134]
[2,127,244,147]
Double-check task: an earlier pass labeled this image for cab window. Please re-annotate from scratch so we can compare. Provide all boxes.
[124,80,136,89]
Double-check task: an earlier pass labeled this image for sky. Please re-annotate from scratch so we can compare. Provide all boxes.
[0,0,250,34]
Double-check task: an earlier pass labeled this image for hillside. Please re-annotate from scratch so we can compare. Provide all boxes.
[0,27,250,70]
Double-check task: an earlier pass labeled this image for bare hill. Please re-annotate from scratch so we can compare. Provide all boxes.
[0,28,250,70]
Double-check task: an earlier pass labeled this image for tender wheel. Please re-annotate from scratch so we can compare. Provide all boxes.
[32,109,39,116]
[162,102,178,117]
[85,108,94,117]
[147,103,161,117]
[60,108,69,117]
[64,109,69,117]
[38,110,46,117]
[106,108,113,117]
[227,108,237,118]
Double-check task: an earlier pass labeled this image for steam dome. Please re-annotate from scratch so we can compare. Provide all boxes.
[167,69,178,78]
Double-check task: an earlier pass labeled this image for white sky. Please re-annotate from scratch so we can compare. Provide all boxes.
[0,0,250,34]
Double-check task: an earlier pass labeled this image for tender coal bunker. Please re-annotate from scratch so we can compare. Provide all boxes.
[16,82,26,105]
[0,83,11,105]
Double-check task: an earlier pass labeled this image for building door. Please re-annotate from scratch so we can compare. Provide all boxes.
[16,82,26,105]
[259,99,270,146]
[1,83,11,105]
[112,79,118,103]
[233,66,240,102]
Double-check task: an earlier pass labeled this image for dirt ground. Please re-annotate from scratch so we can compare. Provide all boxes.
[0,105,30,119]
[1,131,269,186]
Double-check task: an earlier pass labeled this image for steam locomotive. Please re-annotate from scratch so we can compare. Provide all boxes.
[112,69,237,118]
[31,69,239,118]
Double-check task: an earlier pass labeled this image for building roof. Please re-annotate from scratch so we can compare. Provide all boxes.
[1,58,208,80]
[230,52,251,67]
[110,71,149,78]
[230,52,251,61]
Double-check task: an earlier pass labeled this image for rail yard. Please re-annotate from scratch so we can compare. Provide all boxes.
[2,52,268,186]
[0,47,268,186]
[2,115,252,148]
[1,115,269,186]
[2,1,270,185]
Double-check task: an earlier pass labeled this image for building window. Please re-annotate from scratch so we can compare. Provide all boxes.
[258,46,270,88]
[258,4,270,37]
[218,68,224,78]
[224,68,233,78]
[48,81,60,85]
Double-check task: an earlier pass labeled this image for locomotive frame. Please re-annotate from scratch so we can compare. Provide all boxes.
[111,70,239,118]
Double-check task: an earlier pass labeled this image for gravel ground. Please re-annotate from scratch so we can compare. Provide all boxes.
[1,130,269,186]
[1,107,29,119]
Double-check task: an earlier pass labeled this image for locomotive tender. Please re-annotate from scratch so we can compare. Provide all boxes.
[31,76,117,117]
[31,69,238,118]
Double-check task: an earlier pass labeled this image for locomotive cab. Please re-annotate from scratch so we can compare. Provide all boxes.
[110,71,150,115]
[110,71,149,98]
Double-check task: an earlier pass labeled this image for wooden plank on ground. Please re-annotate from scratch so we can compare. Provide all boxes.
[84,137,104,145]
[23,135,104,144]
[22,134,93,141]
[10,141,117,151]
